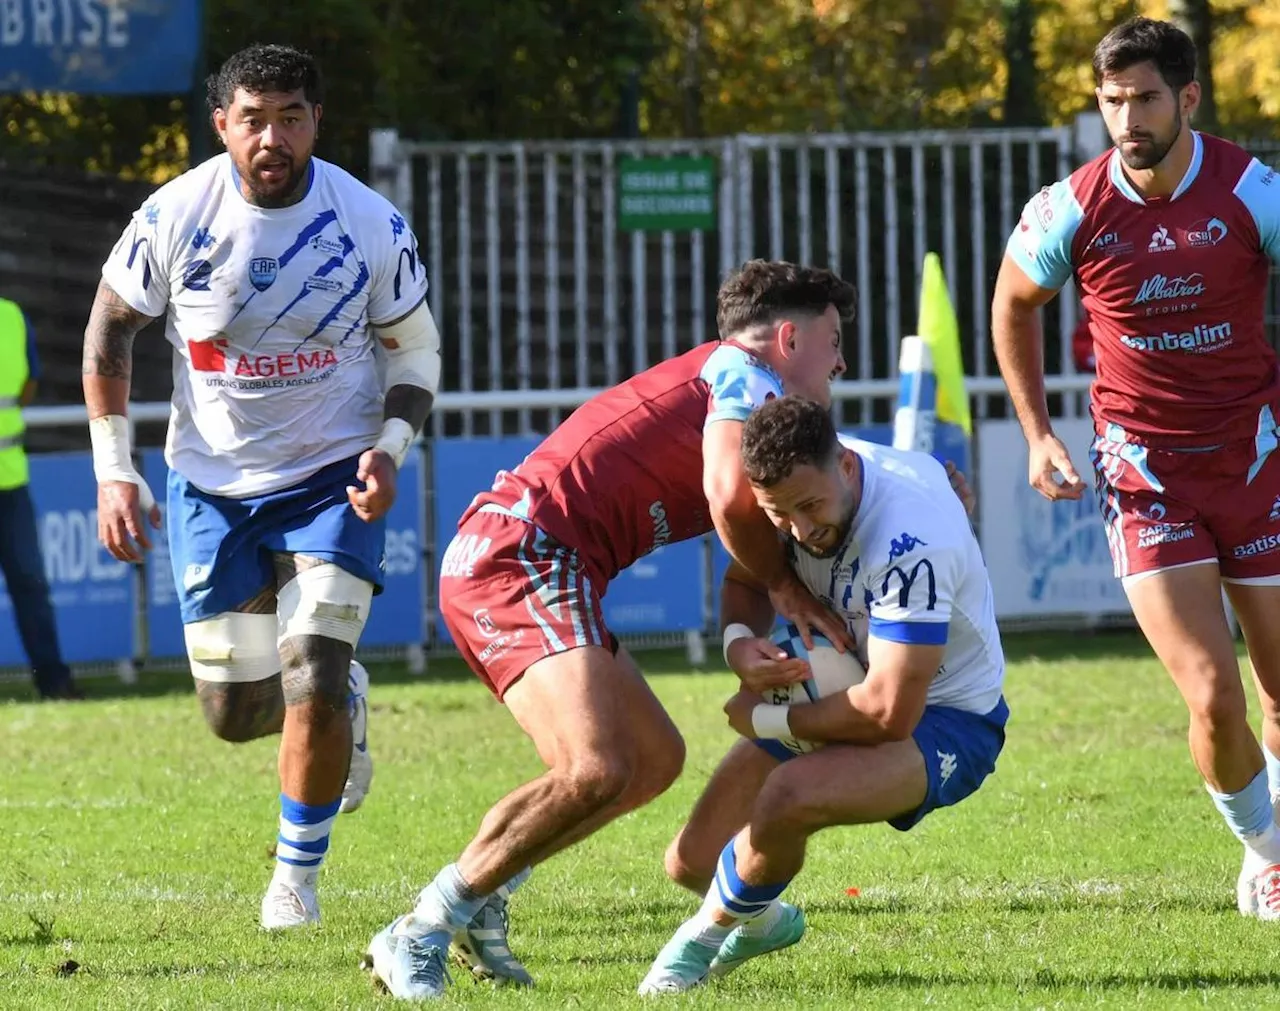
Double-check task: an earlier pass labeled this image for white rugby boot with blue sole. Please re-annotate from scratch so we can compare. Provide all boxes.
[340,660,372,814]
[362,916,453,1001]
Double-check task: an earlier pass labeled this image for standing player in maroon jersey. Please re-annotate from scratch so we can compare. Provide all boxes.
[993,17,1280,920]
[361,260,856,998]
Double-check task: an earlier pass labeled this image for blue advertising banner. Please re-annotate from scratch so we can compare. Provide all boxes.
[140,448,426,658]
[600,538,704,633]
[361,447,426,648]
[431,437,706,641]
[0,452,135,666]
[431,437,542,580]
[139,449,185,660]
[0,0,202,95]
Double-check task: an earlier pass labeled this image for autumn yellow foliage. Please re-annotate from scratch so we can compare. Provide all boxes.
[641,0,1280,138]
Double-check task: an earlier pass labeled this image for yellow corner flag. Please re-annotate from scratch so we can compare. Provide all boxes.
[917,252,971,437]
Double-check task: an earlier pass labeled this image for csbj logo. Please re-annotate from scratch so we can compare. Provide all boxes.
[1187,217,1228,247]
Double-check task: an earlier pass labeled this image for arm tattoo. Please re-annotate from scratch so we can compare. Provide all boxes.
[82,280,154,381]
[384,383,434,435]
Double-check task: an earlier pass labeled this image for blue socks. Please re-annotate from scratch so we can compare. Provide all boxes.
[274,794,341,886]
[688,839,792,948]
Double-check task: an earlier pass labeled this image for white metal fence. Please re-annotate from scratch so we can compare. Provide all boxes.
[370,122,1100,437]
[731,128,1083,422]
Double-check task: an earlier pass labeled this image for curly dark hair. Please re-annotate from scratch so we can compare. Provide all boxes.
[1093,17,1196,93]
[206,43,324,114]
[716,260,857,339]
[740,395,838,488]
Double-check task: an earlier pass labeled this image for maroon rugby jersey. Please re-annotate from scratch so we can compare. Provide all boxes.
[461,341,784,590]
[1010,133,1280,448]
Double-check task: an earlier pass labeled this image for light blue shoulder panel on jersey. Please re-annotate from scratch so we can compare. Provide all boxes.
[1233,158,1280,266]
[700,344,785,428]
[1005,178,1085,291]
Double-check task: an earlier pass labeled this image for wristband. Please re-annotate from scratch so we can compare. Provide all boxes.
[722,622,754,665]
[89,414,134,480]
[89,414,156,509]
[751,703,792,739]
[373,418,416,469]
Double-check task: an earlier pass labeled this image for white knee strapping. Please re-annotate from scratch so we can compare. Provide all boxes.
[277,563,373,647]
[184,612,281,683]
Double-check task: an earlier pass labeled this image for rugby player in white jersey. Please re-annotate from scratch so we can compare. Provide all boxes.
[80,44,440,929]
[640,395,1009,993]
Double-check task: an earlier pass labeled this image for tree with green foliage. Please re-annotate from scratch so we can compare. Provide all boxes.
[1167,0,1216,130]
[1,0,1278,184]
[1003,0,1042,126]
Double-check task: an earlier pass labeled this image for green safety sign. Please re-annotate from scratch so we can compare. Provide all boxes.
[617,156,717,232]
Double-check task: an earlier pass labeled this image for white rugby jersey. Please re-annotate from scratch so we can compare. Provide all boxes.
[101,153,429,497]
[788,436,1005,714]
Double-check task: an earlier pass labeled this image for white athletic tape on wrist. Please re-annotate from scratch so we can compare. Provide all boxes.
[88,414,156,511]
[751,703,792,740]
[373,417,416,469]
[722,622,754,666]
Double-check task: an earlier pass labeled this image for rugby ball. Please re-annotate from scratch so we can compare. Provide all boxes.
[764,622,869,755]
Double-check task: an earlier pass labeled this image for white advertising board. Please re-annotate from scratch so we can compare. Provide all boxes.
[977,418,1132,620]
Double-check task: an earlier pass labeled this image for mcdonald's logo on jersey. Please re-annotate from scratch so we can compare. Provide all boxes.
[881,558,938,611]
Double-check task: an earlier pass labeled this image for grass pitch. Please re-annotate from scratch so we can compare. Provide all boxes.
[0,630,1275,1009]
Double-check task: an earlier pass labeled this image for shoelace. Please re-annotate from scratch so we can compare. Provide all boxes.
[268,886,307,921]
[406,937,452,989]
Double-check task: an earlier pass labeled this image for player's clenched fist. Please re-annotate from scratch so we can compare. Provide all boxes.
[722,689,765,740]
[1028,432,1086,502]
[347,449,398,522]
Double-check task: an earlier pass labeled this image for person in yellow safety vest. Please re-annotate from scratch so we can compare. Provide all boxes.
[0,298,82,700]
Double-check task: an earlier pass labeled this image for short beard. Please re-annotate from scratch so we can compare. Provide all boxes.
[794,508,855,560]
[1117,109,1181,171]
[244,163,311,208]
